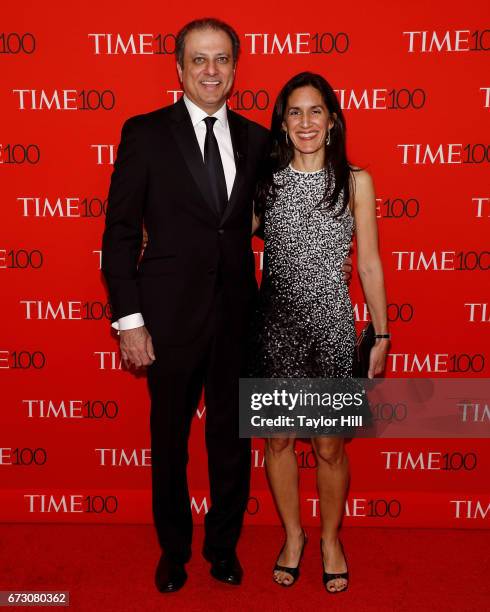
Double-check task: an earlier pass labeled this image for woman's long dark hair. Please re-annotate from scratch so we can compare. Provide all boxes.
[255,72,356,217]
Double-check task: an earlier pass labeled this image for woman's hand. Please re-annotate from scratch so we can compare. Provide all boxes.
[368,339,389,379]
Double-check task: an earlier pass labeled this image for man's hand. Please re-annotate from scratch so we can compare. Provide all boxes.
[342,243,354,283]
[120,326,155,368]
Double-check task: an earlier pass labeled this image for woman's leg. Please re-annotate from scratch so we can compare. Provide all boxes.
[265,437,305,585]
[311,436,349,592]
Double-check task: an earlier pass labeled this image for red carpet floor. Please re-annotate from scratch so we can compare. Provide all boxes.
[1,524,489,611]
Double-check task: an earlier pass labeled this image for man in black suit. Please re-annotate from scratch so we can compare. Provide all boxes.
[102,18,269,592]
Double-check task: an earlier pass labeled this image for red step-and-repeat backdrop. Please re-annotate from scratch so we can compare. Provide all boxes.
[1,1,489,528]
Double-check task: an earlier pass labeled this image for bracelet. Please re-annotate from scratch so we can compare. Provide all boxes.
[374,333,391,339]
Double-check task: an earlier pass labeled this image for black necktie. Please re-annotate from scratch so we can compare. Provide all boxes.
[203,116,228,217]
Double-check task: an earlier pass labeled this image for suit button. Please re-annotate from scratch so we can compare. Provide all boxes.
[218,229,225,235]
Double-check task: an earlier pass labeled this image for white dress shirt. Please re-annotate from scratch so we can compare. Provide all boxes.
[183,95,236,197]
[113,95,236,332]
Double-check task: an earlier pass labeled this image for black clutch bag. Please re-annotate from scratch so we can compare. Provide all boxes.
[352,322,375,378]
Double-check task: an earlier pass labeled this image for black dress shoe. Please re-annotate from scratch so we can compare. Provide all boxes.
[155,554,187,593]
[203,548,243,585]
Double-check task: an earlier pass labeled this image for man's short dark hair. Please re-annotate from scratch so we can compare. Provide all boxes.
[175,18,240,67]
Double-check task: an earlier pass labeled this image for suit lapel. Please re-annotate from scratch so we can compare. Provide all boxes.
[168,98,219,219]
[167,99,249,224]
[222,108,248,224]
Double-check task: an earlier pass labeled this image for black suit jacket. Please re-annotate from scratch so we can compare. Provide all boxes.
[102,98,269,345]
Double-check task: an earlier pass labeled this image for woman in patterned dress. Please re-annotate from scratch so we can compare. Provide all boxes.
[251,73,389,593]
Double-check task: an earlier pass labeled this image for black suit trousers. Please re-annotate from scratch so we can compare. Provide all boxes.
[147,289,251,563]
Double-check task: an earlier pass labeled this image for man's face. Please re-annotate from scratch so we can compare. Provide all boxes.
[177,28,236,113]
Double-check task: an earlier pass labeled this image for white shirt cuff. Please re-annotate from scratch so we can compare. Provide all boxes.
[111,313,145,333]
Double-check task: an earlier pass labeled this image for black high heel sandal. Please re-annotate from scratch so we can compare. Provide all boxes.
[273,530,307,587]
[320,538,349,594]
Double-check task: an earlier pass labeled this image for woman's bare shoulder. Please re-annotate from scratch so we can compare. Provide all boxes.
[350,167,374,192]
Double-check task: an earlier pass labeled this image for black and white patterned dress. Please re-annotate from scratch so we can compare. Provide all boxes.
[251,163,356,378]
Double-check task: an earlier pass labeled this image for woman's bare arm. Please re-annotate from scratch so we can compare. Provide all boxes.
[352,170,389,377]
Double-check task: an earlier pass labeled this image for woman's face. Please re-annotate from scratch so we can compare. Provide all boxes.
[282,85,334,155]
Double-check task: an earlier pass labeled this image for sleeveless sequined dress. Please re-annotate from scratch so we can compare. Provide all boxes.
[251,163,356,378]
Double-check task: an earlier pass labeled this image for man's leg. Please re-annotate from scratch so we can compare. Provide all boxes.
[147,331,211,563]
[202,328,251,556]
